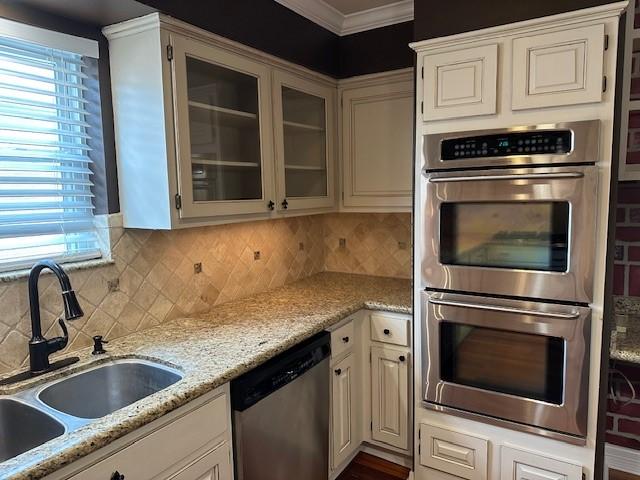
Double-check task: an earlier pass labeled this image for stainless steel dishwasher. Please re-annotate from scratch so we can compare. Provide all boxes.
[231,331,330,480]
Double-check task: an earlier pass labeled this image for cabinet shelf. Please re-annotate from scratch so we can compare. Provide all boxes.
[189,101,257,119]
[192,158,260,168]
[630,100,640,111]
[284,164,326,171]
[283,120,325,132]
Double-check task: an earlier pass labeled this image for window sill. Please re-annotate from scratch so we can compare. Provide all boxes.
[0,258,115,283]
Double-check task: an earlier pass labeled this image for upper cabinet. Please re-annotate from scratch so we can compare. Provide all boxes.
[104,15,336,229]
[171,35,274,218]
[511,25,605,110]
[340,71,413,211]
[422,44,498,121]
[273,71,336,211]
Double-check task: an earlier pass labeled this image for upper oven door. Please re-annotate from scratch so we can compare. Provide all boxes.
[423,165,597,303]
[422,291,591,438]
[423,120,599,171]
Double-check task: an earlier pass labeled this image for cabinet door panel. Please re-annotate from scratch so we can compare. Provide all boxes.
[512,24,605,110]
[422,44,498,121]
[500,446,582,480]
[371,345,409,450]
[341,78,413,210]
[167,442,232,480]
[332,353,357,468]
[273,70,335,211]
[171,34,274,218]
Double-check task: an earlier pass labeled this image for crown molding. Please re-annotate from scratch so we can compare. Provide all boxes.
[274,0,413,36]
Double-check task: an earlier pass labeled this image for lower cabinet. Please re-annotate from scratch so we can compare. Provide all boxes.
[54,390,232,480]
[331,353,358,467]
[500,446,582,480]
[371,345,409,451]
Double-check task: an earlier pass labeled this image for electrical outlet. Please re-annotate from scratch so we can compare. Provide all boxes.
[254,251,261,260]
[339,238,346,248]
[193,263,202,274]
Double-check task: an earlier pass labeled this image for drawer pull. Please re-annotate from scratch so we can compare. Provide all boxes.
[399,355,406,362]
[383,329,391,335]
[334,368,342,375]
[342,336,349,343]
[111,472,125,480]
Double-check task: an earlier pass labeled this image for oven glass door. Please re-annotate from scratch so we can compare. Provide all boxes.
[422,292,591,438]
[440,323,565,404]
[423,165,597,303]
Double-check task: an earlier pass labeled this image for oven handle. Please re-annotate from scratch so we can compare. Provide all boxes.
[427,172,584,183]
[428,298,581,319]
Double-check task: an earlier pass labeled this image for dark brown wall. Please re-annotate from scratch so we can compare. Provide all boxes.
[339,21,414,78]
[414,0,618,41]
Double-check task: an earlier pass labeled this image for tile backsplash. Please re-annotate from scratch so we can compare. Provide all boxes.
[0,212,411,373]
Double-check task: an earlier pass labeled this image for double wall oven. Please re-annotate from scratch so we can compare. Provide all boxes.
[421,120,599,443]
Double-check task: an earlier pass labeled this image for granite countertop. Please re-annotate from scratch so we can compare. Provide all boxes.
[0,272,411,480]
[610,313,640,364]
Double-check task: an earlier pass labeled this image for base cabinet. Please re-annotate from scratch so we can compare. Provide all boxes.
[500,446,582,480]
[371,345,409,451]
[331,353,358,468]
[163,442,232,480]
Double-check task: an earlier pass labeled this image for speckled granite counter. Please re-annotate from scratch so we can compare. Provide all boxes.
[611,313,640,364]
[0,272,411,480]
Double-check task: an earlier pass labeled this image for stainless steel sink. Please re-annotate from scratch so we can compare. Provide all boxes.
[0,398,65,463]
[37,359,183,419]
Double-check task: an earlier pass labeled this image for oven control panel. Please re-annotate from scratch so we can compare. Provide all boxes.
[441,129,573,160]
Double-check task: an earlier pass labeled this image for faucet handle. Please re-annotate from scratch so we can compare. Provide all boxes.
[92,335,108,355]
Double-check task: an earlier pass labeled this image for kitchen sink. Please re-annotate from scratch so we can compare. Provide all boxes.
[0,398,65,463]
[38,359,183,419]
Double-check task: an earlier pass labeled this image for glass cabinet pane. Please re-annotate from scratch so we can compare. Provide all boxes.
[186,57,262,202]
[281,86,327,198]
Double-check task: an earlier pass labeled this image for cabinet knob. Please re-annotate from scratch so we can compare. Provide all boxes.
[281,199,288,210]
[334,368,342,375]
[383,329,391,335]
[267,200,275,210]
[399,355,406,362]
[342,336,349,343]
[110,472,125,480]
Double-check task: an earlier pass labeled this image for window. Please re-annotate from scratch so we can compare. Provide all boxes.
[0,22,102,272]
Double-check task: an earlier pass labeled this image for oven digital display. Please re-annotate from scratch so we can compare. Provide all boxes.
[441,130,573,160]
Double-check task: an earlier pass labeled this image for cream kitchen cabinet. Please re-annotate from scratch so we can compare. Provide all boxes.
[511,24,605,110]
[420,44,498,121]
[104,14,336,229]
[339,70,413,211]
[331,353,358,468]
[48,389,233,480]
[370,344,409,451]
[500,446,582,480]
[273,70,336,212]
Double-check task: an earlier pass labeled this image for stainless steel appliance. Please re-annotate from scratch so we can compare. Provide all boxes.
[421,121,599,442]
[422,121,599,304]
[231,332,330,480]
[422,291,591,442]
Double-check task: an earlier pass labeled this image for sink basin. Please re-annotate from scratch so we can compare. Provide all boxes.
[0,398,65,462]
[38,360,183,419]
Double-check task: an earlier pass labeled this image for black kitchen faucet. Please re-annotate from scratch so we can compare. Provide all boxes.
[27,259,84,374]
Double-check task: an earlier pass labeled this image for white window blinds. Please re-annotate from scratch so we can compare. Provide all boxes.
[0,35,100,272]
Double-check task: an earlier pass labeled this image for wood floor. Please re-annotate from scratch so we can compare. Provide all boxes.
[610,470,640,480]
[337,452,410,480]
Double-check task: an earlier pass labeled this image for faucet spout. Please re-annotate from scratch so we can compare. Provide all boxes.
[28,260,84,374]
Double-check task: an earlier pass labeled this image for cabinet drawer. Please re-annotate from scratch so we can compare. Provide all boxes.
[500,446,582,480]
[71,394,228,479]
[419,424,488,480]
[371,313,409,346]
[331,321,355,358]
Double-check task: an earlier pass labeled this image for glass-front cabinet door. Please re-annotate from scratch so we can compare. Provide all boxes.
[171,35,274,218]
[272,71,335,211]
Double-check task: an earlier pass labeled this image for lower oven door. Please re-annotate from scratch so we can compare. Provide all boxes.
[422,291,591,438]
